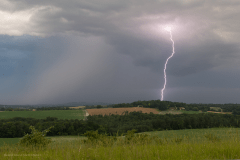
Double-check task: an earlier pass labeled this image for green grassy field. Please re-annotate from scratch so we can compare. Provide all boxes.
[0,136,87,147]
[0,138,20,146]
[143,127,240,143]
[1,127,240,159]
[50,136,87,143]
[1,127,239,146]
[0,110,85,120]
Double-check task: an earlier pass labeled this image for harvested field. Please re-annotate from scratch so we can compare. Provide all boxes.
[86,107,159,116]
[69,106,85,109]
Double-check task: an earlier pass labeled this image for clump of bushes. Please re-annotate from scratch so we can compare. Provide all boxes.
[83,130,117,147]
[124,129,151,144]
[83,129,165,146]
[18,126,53,147]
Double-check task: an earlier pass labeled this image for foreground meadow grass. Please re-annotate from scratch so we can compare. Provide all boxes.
[1,127,240,159]
[1,135,240,159]
[0,138,20,146]
[0,110,85,119]
[2,127,240,146]
[143,127,240,143]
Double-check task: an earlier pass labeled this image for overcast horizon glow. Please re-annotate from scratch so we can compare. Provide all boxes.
[0,0,240,105]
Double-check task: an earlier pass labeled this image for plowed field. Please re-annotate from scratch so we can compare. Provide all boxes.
[86,107,159,116]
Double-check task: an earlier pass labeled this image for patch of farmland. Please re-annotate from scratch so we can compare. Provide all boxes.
[86,107,159,116]
[69,106,85,109]
[0,110,85,119]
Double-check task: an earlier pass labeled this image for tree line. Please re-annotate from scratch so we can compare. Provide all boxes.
[109,100,209,112]
[109,100,240,114]
[1,112,240,138]
[87,112,240,135]
[0,117,101,138]
[1,100,240,114]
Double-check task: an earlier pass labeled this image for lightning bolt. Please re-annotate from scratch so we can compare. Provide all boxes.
[161,27,175,101]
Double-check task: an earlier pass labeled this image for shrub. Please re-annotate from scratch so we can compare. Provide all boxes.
[124,129,156,145]
[83,130,116,147]
[125,129,137,142]
[19,126,53,147]
[83,129,165,147]
[84,130,101,141]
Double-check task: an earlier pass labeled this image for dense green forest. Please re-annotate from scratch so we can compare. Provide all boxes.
[1,112,240,138]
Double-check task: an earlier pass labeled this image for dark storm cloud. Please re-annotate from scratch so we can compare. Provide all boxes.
[169,39,240,76]
[1,0,240,104]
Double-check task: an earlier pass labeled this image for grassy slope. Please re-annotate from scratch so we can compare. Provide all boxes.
[143,127,240,143]
[0,110,85,120]
[0,136,87,147]
[1,127,239,146]
[0,138,20,146]
[1,127,240,159]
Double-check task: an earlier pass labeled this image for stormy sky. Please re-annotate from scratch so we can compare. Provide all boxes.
[0,0,240,105]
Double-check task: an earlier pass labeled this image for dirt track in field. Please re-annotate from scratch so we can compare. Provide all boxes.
[86,107,159,116]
